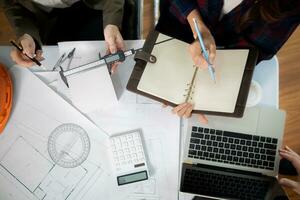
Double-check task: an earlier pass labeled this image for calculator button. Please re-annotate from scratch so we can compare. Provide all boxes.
[118,150,123,155]
[138,152,143,158]
[121,136,127,142]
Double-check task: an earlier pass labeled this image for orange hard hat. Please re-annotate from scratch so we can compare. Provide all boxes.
[0,63,13,133]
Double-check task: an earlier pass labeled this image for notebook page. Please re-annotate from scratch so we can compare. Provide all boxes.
[137,35,195,104]
[192,49,249,112]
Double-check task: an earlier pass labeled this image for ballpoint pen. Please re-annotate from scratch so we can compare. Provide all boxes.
[192,18,216,83]
[10,40,42,66]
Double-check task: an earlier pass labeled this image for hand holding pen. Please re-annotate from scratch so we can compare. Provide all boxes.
[188,17,217,82]
[10,34,43,67]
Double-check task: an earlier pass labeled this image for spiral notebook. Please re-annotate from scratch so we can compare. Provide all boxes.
[127,31,258,117]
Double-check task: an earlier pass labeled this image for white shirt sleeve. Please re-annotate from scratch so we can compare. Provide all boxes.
[223,0,243,14]
[32,0,80,8]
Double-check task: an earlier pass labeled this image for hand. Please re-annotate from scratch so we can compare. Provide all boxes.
[163,102,208,123]
[187,9,216,69]
[104,24,125,73]
[10,33,43,67]
[188,26,216,69]
[279,146,300,195]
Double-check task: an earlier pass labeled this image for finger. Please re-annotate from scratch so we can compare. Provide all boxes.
[279,152,300,174]
[162,103,168,108]
[279,151,295,160]
[172,103,188,114]
[20,39,35,57]
[35,50,44,61]
[183,104,194,118]
[36,50,43,57]
[195,55,209,69]
[116,33,125,51]
[198,114,208,124]
[110,63,117,74]
[209,43,216,65]
[279,178,300,190]
[285,146,297,155]
[106,36,117,54]
[10,49,34,67]
[177,104,192,117]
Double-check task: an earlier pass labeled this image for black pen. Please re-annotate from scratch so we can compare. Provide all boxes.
[10,40,42,66]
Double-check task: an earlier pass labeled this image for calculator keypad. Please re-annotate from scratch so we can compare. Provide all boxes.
[110,131,146,171]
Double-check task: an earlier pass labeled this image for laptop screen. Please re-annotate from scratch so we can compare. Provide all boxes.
[180,163,288,200]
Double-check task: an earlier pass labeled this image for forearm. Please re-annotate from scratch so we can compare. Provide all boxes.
[102,0,124,29]
[187,9,210,38]
[169,0,197,24]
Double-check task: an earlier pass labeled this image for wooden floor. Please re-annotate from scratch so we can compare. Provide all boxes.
[1,2,300,199]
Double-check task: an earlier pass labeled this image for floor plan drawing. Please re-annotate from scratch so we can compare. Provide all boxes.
[0,67,114,200]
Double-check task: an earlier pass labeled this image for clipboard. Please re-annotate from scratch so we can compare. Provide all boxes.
[127,30,258,117]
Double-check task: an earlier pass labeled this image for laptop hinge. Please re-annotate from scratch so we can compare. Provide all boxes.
[192,163,264,177]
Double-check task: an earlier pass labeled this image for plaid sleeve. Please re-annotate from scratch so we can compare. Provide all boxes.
[169,0,197,24]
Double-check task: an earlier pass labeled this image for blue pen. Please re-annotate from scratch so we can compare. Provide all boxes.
[192,18,216,83]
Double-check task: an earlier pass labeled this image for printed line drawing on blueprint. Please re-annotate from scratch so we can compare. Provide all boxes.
[0,67,114,200]
[0,115,104,200]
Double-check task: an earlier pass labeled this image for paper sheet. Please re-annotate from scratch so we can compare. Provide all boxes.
[0,66,130,200]
[21,40,180,200]
[68,66,118,113]
[57,41,118,113]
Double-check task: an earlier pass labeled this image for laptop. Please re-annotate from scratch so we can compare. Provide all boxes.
[180,107,288,200]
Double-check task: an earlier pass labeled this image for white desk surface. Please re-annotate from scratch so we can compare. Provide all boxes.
[0,43,279,200]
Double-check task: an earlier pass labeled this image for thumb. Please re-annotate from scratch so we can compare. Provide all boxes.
[105,36,117,54]
[279,178,299,190]
[198,114,208,124]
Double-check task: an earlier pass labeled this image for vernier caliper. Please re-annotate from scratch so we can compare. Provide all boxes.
[59,49,135,88]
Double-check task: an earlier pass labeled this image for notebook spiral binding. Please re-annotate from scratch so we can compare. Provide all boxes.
[183,66,199,103]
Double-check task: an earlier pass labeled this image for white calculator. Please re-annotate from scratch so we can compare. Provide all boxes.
[110,130,149,186]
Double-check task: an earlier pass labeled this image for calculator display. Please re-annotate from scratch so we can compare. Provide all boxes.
[117,171,148,185]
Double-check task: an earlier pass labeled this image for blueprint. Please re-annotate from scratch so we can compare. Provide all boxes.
[0,66,129,200]
[0,40,181,200]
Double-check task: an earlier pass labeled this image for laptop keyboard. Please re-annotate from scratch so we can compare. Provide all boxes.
[188,126,278,170]
[182,167,270,200]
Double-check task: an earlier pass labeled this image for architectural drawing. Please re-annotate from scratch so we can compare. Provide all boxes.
[0,67,112,200]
